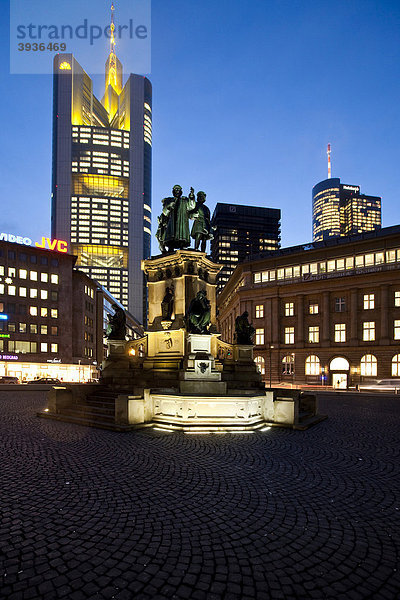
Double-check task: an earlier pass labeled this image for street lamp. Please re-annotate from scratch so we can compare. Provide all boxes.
[269,345,275,388]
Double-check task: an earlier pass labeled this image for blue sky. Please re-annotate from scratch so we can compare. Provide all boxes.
[1,0,399,253]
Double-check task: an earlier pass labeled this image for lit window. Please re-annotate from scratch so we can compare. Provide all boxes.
[29,306,38,316]
[309,304,319,314]
[30,324,38,334]
[285,327,294,344]
[254,356,265,375]
[41,273,48,282]
[305,355,320,375]
[255,329,265,345]
[41,308,48,317]
[360,354,377,376]
[19,269,27,279]
[282,354,294,375]
[8,286,16,296]
[51,343,58,353]
[394,320,400,341]
[255,305,264,318]
[51,309,58,318]
[335,324,346,343]
[19,287,27,297]
[363,322,375,341]
[285,302,294,317]
[19,323,27,333]
[395,291,400,307]
[41,290,48,300]
[308,326,319,343]
[363,294,375,310]
[30,271,38,281]
[40,343,48,352]
[392,354,400,376]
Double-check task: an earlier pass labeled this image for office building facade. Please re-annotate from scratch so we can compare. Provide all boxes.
[0,237,143,382]
[51,47,152,323]
[218,225,400,388]
[312,178,381,242]
[211,203,281,293]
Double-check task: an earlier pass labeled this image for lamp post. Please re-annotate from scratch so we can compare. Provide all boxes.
[269,344,275,388]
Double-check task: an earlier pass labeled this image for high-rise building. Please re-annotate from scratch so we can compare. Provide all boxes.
[312,178,381,242]
[211,203,281,293]
[51,16,152,323]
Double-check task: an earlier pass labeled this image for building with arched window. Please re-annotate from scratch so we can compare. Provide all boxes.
[219,225,400,388]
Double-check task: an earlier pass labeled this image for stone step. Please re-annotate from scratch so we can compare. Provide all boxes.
[82,399,116,409]
[38,411,147,432]
[75,404,115,415]
[294,414,328,430]
[58,408,115,422]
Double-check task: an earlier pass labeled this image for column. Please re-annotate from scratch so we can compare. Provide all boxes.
[380,285,389,344]
[297,295,304,345]
[350,289,358,345]
[322,291,330,346]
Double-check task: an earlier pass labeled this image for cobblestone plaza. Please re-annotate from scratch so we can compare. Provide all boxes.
[1,391,399,599]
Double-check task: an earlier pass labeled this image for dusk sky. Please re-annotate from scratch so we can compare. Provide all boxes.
[1,0,400,254]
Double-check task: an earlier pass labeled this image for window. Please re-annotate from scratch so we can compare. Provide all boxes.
[40,325,48,335]
[395,291,400,307]
[41,308,48,317]
[308,326,319,343]
[19,287,27,297]
[40,290,48,300]
[392,355,400,376]
[305,355,320,375]
[29,306,38,316]
[30,324,38,334]
[309,304,319,314]
[8,286,16,296]
[51,274,59,284]
[335,324,346,343]
[282,354,294,375]
[41,273,48,282]
[30,255,37,264]
[8,340,37,353]
[19,269,27,279]
[360,354,377,377]
[363,294,375,310]
[40,257,48,266]
[30,289,38,298]
[51,291,58,302]
[254,356,265,375]
[40,343,48,352]
[51,326,58,336]
[19,323,27,333]
[335,298,346,312]
[255,329,265,345]
[363,322,375,341]
[50,343,58,353]
[255,305,264,319]
[8,323,16,333]
[394,320,400,340]
[51,309,58,318]
[30,271,38,281]
[285,302,294,317]
[285,327,294,344]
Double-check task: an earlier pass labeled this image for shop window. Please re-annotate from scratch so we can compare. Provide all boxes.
[305,355,320,375]
[360,355,377,377]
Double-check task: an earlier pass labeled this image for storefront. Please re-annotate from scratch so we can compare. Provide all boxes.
[0,355,99,382]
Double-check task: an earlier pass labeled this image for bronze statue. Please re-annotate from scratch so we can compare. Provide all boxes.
[106,303,126,340]
[234,311,255,345]
[158,185,196,252]
[161,286,174,320]
[189,191,214,252]
[185,290,211,334]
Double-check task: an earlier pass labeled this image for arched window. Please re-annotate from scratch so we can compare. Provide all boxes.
[360,354,377,376]
[282,354,295,375]
[254,356,265,375]
[305,355,320,375]
[392,354,400,377]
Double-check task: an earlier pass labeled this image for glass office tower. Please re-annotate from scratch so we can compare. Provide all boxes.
[312,179,381,242]
[211,203,281,293]
[51,51,152,323]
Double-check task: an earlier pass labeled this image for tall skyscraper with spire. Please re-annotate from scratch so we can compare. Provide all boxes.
[51,4,152,322]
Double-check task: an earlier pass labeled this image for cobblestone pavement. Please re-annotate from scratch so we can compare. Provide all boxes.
[0,391,399,600]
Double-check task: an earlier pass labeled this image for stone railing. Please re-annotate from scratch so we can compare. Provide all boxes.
[214,338,235,363]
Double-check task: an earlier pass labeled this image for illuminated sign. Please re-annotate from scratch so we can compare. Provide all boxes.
[342,185,360,193]
[59,62,71,70]
[0,315,9,320]
[47,358,62,363]
[0,354,18,361]
[35,237,68,253]
[0,233,68,253]
[0,334,10,338]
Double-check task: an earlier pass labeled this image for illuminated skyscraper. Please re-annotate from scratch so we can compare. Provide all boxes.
[312,179,381,242]
[51,15,152,322]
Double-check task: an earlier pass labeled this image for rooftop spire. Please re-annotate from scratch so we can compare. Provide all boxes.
[106,2,118,91]
[327,143,332,179]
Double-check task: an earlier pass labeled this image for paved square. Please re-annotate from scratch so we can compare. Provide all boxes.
[1,391,399,599]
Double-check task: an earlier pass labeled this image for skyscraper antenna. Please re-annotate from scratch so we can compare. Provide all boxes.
[110,3,116,55]
[327,143,332,179]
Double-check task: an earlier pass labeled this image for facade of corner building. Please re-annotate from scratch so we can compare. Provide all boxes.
[0,239,143,383]
[51,51,152,324]
[312,178,381,242]
[211,203,281,294]
[217,225,400,389]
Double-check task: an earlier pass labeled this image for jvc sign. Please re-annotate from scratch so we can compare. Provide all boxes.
[0,233,68,253]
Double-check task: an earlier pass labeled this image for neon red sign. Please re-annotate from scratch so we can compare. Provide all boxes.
[35,237,68,253]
